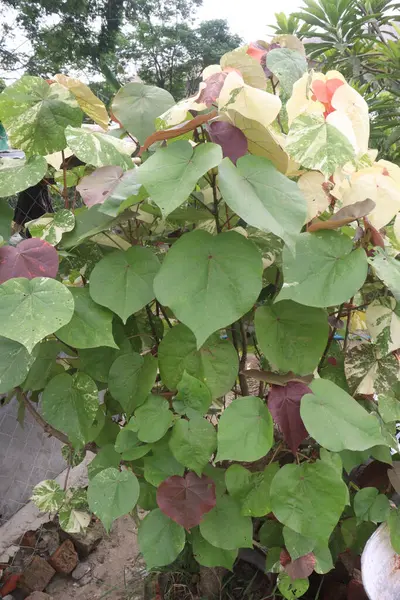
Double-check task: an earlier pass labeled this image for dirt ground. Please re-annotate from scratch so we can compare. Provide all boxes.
[46,516,146,600]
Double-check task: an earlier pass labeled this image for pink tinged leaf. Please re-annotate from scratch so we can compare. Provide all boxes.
[0,238,59,283]
[247,41,268,63]
[76,166,124,208]
[268,382,311,455]
[197,72,228,107]
[208,121,248,165]
[280,549,316,580]
[157,472,216,530]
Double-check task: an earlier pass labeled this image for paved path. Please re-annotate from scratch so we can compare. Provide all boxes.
[0,398,66,525]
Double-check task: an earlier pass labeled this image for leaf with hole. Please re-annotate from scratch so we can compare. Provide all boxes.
[89,247,160,323]
[0,278,74,353]
[216,396,273,462]
[138,140,222,217]
[87,467,139,532]
[154,230,262,348]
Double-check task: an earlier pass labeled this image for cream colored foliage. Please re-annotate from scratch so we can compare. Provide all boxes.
[366,298,400,354]
[55,74,109,130]
[338,164,400,230]
[218,71,281,130]
[330,84,369,155]
[286,73,325,126]
[394,213,400,242]
[297,171,330,221]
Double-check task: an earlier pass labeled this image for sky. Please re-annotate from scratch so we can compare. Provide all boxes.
[1,0,303,81]
[197,0,303,40]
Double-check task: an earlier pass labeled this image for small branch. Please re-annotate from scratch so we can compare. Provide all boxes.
[17,387,70,446]
[61,150,69,209]
[211,174,221,233]
[343,296,354,353]
[318,303,345,371]
[232,321,249,396]
[64,464,71,491]
[156,301,172,328]
[146,305,159,350]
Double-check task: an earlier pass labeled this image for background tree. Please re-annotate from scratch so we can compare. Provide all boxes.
[0,0,241,100]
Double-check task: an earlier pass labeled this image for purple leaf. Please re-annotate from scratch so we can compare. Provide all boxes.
[197,72,228,107]
[208,121,248,165]
[280,549,316,580]
[76,166,124,208]
[0,238,59,283]
[157,472,216,531]
[268,382,310,454]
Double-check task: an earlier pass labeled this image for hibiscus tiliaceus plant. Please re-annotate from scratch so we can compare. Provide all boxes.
[0,34,399,600]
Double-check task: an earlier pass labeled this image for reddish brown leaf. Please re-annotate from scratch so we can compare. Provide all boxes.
[0,239,59,283]
[141,110,218,153]
[157,472,216,530]
[280,548,316,580]
[308,199,375,232]
[197,72,228,107]
[363,217,385,248]
[208,121,248,165]
[355,460,390,492]
[268,382,311,454]
[347,579,369,600]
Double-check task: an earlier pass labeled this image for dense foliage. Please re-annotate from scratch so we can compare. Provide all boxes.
[273,0,400,164]
[0,31,400,599]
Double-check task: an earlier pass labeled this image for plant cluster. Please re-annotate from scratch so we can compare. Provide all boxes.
[0,33,399,599]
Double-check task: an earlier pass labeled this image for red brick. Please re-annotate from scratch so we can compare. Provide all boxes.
[18,556,55,594]
[48,540,78,574]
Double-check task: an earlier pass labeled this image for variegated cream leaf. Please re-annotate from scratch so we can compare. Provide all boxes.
[31,480,65,512]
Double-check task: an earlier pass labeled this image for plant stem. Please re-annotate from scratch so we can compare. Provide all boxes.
[146,304,159,350]
[156,301,172,328]
[343,296,354,353]
[211,173,221,233]
[17,387,70,446]
[318,303,345,371]
[61,150,69,209]
[239,319,249,396]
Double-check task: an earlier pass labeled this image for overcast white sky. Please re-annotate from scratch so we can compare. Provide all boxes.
[198,0,303,40]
